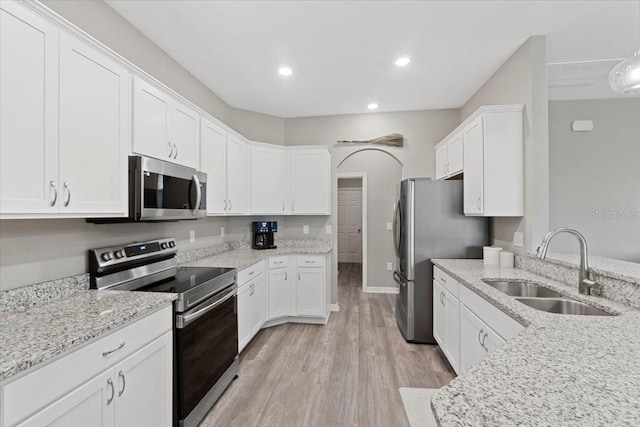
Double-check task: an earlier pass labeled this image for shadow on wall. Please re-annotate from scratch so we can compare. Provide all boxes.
[337,149,402,289]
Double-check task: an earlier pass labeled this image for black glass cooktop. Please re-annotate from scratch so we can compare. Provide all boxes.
[140,266,235,294]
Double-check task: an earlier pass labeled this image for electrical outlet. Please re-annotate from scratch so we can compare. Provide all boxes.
[303,225,309,234]
[325,225,332,235]
[386,262,393,271]
[386,222,392,231]
[220,227,225,237]
[189,230,195,243]
[514,232,524,247]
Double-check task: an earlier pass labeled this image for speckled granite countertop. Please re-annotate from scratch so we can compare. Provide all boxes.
[526,252,640,285]
[184,242,333,270]
[430,259,640,426]
[0,290,176,382]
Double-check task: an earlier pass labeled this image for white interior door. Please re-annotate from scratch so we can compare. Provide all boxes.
[337,188,362,263]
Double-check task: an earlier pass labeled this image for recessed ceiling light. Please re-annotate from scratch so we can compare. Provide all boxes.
[367,103,378,110]
[278,66,293,76]
[394,57,411,67]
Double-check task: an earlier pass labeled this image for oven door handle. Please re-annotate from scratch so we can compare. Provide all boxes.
[176,288,236,329]
[192,174,202,215]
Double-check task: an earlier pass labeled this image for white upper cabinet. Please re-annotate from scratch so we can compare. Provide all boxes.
[435,133,463,180]
[251,144,287,214]
[132,76,198,168]
[0,2,59,214]
[200,118,227,215]
[58,33,130,215]
[289,148,331,215]
[463,106,524,216]
[226,134,249,214]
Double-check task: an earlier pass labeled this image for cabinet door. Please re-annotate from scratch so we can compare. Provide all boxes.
[237,282,253,352]
[133,77,171,161]
[444,288,460,374]
[289,149,330,214]
[432,281,446,349]
[296,267,325,317]
[200,118,227,215]
[0,2,59,214]
[268,268,291,319]
[251,145,287,214]
[58,33,129,215]
[226,135,249,214]
[113,332,172,427]
[170,101,198,168]
[463,116,484,215]
[447,133,463,176]
[459,304,490,374]
[435,145,448,180]
[19,369,114,427]
[251,273,267,334]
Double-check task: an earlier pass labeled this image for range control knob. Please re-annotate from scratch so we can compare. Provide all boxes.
[114,250,125,259]
[101,252,113,262]
[169,241,176,248]
[160,242,169,250]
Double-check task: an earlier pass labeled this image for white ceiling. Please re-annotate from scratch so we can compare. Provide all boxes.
[105,0,640,118]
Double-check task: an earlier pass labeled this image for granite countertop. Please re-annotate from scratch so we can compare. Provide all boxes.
[184,242,333,270]
[430,259,640,426]
[0,290,176,382]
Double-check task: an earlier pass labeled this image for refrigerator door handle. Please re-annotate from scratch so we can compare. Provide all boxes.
[393,271,407,287]
[393,199,401,258]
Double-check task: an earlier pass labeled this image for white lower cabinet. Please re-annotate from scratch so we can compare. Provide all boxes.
[1,307,173,427]
[433,266,524,375]
[296,264,325,317]
[267,257,295,319]
[237,262,267,353]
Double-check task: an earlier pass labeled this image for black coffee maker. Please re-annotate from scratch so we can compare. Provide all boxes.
[252,221,277,250]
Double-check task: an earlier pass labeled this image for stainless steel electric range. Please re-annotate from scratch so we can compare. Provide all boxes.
[89,238,238,427]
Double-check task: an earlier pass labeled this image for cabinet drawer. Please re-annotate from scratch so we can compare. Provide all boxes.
[296,255,324,268]
[238,260,265,286]
[433,267,459,298]
[1,305,172,427]
[269,256,289,269]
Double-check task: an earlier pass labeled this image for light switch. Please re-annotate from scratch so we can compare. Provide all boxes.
[325,225,332,235]
[514,232,524,247]
[220,227,225,237]
[189,230,195,243]
[386,262,393,271]
[303,225,309,234]
[386,222,392,231]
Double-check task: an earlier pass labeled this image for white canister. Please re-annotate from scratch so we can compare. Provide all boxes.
[500,251,515,268]
[483,246,503,266]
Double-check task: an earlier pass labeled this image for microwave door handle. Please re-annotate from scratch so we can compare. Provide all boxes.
[192,174,202,215]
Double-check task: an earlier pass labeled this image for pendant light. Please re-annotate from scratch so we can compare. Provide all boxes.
[608,8,640,94]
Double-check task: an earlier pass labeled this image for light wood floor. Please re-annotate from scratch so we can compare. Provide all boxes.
[201,263,455,427]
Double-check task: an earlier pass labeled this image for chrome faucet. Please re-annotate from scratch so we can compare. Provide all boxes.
[537,228,599,295]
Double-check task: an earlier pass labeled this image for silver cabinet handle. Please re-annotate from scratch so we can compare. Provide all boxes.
[298,272,301,280]
[102,341,125,357]
[482,332,489,351]
[192,174,202,215]
[274,260,284,264]
[250,283,255,295]
[478,329,484,347]
[107,378,115,405]
[305,260,315,264]
[441,292,445,306]
[173,144,178,159]
[285,271,288,280]
[282,201,285,212]
[49,181,58,206]
[224,199,228,211]
[292,202,295,212]
[477,197,481,211]
[248,270,254,275]
[63,182,71,207]
[229,199,233,211]
[118,371,125,396]
[168,141,174,158]
[441,276,447,283]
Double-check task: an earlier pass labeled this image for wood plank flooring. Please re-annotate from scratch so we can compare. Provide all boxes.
[201,263,455,427]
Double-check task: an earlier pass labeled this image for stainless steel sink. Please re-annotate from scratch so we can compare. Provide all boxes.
[482,280,564,298]
[515,297,615,316]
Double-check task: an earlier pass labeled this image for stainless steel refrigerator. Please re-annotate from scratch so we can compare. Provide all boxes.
[393,178,488,343]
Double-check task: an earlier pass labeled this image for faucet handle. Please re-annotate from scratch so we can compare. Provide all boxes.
[582,279,600,295]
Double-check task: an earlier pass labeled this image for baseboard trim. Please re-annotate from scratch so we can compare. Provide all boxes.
[330,303,340,312]
[364,286,399,294]
[262,314,330,328]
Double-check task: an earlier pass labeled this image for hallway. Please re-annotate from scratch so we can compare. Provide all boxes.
[202,263,455,426]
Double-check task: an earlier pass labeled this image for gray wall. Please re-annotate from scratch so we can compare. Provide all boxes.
[41,0,285,145]
[549,98,640,262]
[338,151,402,288]
[460,35,549,254]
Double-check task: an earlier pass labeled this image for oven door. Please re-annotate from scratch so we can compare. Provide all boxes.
[175,285,238,421]
[134,156,207,220]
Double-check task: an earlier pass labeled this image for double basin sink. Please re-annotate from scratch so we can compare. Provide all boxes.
[482,280,615,316]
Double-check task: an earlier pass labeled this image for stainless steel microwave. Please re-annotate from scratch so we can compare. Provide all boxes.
[89,156,207,223]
